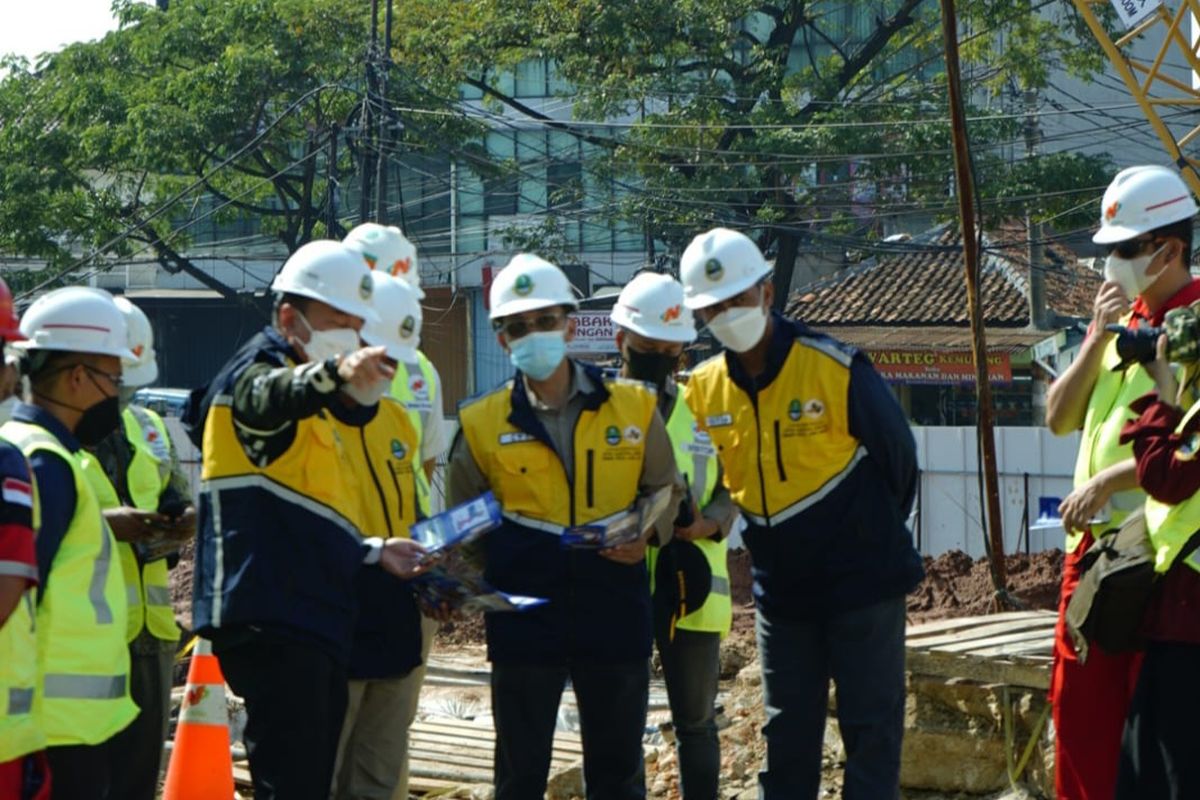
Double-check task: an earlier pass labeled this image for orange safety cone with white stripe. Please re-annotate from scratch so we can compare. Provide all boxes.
[163,638,235,800]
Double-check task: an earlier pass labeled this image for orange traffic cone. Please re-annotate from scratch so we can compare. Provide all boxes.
[163,638,235,800]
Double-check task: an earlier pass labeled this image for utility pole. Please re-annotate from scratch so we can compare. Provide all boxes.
[359,0,379,224]
[940,0,1010,605]
[325,125,340,236]
[374,0,393,223]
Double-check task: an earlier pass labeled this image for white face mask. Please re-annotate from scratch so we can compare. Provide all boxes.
[1104,243,1167,301]
[296,310,360,363]
[707,305,768,353]
[342,377,390,407]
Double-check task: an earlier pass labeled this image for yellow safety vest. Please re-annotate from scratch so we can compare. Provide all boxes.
[388,351,439,516]
[1071,318,1157,551]
[0,419,136,747]
[82,405,180,643]
[1143,400,1200,575]
[329,397,419,539]
[459,377,655,530]
[646,390,731,637]
[684,337,863,527]
[0,454,43,762]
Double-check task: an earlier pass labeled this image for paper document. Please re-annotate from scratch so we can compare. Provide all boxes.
[562,484,674,549]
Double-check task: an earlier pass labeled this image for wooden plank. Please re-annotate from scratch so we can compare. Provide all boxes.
[412,729,584,759]
[413,720,584,750]
[908,617,1056,649]
[906,649,1050,690]
[408,743,573,770]
[929,628,1054,655]
[906,611,1053,638]
[409,761,492,783]
[971,638,1056,658]
[410,776,469,793]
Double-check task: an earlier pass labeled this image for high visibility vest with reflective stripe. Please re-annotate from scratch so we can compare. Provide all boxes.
[0,419,136,747]
[683,336,863,528]
[1144,400,1200,575]
[1071,318,1156,552]
[647,390,731,637]
[459,378,655,530]
[389,351,438,516]
[82,405,180,643]
[0,449,44,763]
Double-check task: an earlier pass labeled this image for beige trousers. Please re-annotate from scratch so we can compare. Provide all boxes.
[331,615,438,800]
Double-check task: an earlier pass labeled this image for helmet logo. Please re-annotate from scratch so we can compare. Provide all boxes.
[390,439,406,460]
[359,275,373,300]
[393,257,412,276]
[605,425,621,446]
[514,274,534,296]
[788,399,802,421]
[132,344,144,358]
[660,305,682,323]
[400,315,416,339]
[704,259,724,281]
[362,251,379,270]
[1105,201,1121,222]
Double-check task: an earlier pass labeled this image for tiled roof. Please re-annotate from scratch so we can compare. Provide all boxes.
[786,221,1100,327]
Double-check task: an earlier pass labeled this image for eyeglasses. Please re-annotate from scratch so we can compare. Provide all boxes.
[1106,238,1156,260]
[82,364,123,389]
[494,312,566,340]
[697,278,769,320]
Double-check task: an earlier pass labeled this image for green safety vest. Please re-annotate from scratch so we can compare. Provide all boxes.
[1071,318,1156,552]
[0,419,137,747]
[647,389,732,637]
[1144,400,1200,575]
[82,405,180,643]
[388,350,439,516]
[0,461,43,762]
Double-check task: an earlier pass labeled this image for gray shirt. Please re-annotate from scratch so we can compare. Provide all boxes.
[448,361,683,544]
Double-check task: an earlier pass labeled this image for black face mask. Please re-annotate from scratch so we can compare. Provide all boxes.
[624,347,678,392]
[75,394,121,447]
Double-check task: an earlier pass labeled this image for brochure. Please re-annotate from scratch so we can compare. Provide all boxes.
[410,492,502,560]
[562,484,675,549]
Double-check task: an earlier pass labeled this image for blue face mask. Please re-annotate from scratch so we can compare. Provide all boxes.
[509,330,567,381]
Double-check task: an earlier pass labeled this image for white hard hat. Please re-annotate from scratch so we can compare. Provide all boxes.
[13,287,136,360]
[611,272,697,344]
[113,296,158,387]
[1093,165,1199,245]
[343,223,424,299]
[489,254,579,320]
[271,240,380,323]
[360,271,422,362]
[680,228,772,310]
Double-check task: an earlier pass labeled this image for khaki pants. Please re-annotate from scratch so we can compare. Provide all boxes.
[332,615,438,800]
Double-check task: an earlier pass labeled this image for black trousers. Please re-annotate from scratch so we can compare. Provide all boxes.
[1117,640,1200,800]
[215,633,349,800]
[46,744,110,800]
[107,645,174,800]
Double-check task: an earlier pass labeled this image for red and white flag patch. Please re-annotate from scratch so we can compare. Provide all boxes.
[2,477,33,508]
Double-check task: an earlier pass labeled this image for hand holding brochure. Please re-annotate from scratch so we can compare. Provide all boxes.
[410,492,502,560]
[562,484,675,549]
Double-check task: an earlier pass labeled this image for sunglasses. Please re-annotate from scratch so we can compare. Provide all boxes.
[494,311,566,341]
[1106,238,1157,260]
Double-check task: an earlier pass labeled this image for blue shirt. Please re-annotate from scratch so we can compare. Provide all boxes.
[12,403,80,602]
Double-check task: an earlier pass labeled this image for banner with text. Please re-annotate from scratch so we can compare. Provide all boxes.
[1110,0,1162,29]
[867,349,1013,385]
[567,311,619,353]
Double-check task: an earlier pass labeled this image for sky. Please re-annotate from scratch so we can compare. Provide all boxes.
[0,1,124,65]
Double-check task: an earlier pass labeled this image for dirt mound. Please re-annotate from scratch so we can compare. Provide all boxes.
[907,549,1063,624]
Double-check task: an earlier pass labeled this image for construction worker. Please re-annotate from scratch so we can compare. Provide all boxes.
[81,296,192,800]
[3,286,139,799]
[190,240,428,800]
[1044,165,1200,800]
[0,276,49,800]
[330,271,429,800]
[447,254,682,800]
[343,223,447,514]
[611,272,736,800]
[1115,322,1200,798]
[679,228,923,800]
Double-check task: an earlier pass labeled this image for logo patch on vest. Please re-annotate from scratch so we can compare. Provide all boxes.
[409,374,429,398]
[788,399,802,421]
[605,425,621,446]
[803,398,825,419]
[705,413,733,428]
[624,425,643,444]
[499,432,537,445]
[692,423,712,444]
[390,439,407,460]
[683,442,717,458]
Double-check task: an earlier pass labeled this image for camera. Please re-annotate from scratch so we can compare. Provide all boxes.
[1105,306,1200,368]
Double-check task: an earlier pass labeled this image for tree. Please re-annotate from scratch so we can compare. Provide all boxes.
[399,0,1115,299]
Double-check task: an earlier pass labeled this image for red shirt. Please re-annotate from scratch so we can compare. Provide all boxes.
[1085,277,1200,338]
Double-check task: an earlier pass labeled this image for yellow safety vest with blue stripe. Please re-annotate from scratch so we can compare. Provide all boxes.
[194,331,369,658]
[389,350,439,516]
[1,419,137,747]
[1071,314,1157,552]
[1144,400,1200,575]
[0,442,43,762]
[83,405,180,643]
[646,389,731,637]
[458,365,658,663]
